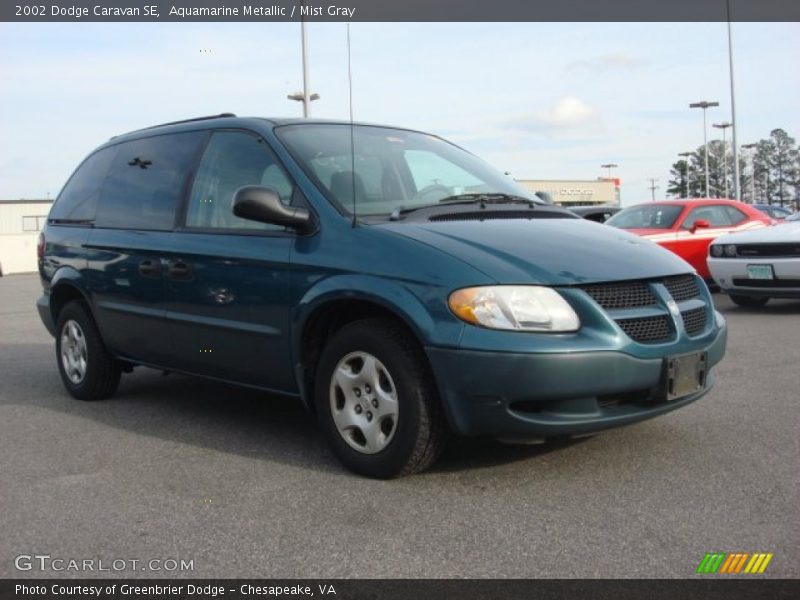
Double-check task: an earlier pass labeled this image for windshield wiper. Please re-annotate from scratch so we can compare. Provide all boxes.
[389,193,537,220]
[437,192,537,206]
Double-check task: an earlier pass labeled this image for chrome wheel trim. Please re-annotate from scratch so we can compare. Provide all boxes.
[329,351,399,455]
[60,319,88,385]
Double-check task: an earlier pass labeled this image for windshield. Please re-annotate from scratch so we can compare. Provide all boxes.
[606,204,683,230]
[275,124,541,216]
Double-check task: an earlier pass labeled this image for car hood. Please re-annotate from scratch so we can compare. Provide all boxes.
[378,219,692,285]
[715,221,800,244]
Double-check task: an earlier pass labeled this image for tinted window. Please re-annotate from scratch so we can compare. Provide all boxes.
[606,204,683,229]
[724,205,747,224]
[95,132,205,230]
[185,131,294,231]
[50,146,117,222]
[682,205,736,229]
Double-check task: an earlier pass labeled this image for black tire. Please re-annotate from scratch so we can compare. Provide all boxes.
[314,318,447,478]
[55,300,121,400]
[729,294,769,308]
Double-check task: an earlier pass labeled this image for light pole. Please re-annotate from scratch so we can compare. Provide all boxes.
[727,0,741,201]
[713,122,732,198]
[690,100,719,198]
[600,163,618,179]
[678,152,694,198]
[742,142,758,204]
[287,19,320,117]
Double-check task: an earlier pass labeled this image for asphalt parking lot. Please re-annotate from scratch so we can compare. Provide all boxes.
[1,272,797,579]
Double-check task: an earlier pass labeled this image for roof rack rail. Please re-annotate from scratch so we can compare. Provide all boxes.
[140,113,237,130]
[114,113,237,138]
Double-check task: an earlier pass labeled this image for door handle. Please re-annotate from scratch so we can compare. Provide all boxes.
[167,259,193,281]
[138,259,162,278]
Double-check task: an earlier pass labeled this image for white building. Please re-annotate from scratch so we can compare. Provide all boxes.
[0,199,52,275]
[515,178,620,207]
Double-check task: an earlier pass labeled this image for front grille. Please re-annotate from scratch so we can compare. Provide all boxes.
[736,243,800,258]
[579,274,706,345]
[664,274,700,301]
[616,315,671,343]
[681,307,707,336]
[581,281,656,309]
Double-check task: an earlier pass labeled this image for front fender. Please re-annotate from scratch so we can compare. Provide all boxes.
[291,274,463,366]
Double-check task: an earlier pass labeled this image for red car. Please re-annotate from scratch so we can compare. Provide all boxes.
[606,199,771,279]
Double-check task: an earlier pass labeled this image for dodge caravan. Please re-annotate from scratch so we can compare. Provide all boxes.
[37,115,727,477]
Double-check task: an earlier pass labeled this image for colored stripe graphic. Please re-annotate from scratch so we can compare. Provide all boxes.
[744,553,774,574]
[720,553,749,573]
[697,553,727,573]
[697,552,773,574]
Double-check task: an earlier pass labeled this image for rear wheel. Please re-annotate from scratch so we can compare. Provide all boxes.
[729,295,769,308]
[56,301,121,400]
[314,318,447,478]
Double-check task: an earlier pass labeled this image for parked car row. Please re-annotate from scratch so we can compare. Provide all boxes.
[752,203,795,221]
[597,199,798,306]
[604,199,771,279]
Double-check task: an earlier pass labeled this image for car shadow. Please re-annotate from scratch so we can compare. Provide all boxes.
[430,435,591,474]
[712,294,800,314]
[4,342,585,477]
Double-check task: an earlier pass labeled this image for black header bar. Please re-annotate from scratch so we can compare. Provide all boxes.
[3,0,800,22]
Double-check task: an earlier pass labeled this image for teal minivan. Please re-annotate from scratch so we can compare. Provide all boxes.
[37,115,727,477]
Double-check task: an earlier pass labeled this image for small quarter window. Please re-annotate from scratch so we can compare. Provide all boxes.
[50,146,117,223]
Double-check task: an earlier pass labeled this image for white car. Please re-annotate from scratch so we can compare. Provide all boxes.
[708,221,800,307]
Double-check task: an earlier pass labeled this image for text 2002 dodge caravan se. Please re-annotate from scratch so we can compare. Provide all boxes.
[37,115,727,477]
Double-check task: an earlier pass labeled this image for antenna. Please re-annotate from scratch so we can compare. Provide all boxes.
[347,23,357,227]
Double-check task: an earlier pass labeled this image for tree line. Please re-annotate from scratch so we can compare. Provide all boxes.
[666,128,799,208]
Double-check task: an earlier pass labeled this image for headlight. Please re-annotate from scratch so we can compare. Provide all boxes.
[710,245,724,257]
[724,244,737,257]
[448,286,580,332]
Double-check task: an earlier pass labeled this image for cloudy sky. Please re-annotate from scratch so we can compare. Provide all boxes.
[1,22,798,205]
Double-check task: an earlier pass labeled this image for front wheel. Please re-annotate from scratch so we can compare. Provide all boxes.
[55,301,121,400]
[730,295,769,308]
[314,318,447,478]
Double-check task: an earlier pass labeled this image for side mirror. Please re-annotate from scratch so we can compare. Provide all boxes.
[691,219,710,233]
[233,186,312,232]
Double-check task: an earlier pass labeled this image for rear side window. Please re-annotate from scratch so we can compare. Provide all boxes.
[50,146,117,222]
[682,204,736,229]
[723,205,747,224]
[95,132,205,231]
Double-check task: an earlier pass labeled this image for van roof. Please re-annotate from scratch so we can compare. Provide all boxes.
[110,114,424,143]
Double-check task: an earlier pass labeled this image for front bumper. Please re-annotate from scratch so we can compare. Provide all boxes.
[708,256,800,298]
[426,321,727,438]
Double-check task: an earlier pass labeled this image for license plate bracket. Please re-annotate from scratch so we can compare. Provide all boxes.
[747,264,774,280]
[663,352,707,401]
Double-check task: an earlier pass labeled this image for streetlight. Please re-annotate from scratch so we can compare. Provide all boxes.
[678,152,694,198]
[600,163,618,179]
[727,0,741,201]
[713,122,732,198]
[742,142,758,204]
[287,20,320,117]
[689,100,719,198]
